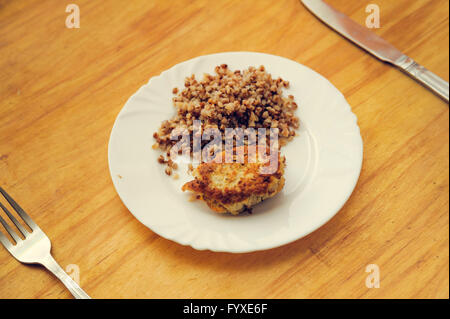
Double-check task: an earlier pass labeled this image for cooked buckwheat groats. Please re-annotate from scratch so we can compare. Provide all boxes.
[153,64,299,171]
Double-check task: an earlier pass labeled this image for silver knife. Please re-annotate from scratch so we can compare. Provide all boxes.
[301,0,449,103]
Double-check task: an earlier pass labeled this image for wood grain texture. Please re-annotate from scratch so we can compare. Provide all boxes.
[0,0,448,299]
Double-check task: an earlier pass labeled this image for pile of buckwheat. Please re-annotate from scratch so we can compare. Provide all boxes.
[152,64,299,176]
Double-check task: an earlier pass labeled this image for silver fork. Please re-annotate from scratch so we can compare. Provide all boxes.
[0,187,91,299]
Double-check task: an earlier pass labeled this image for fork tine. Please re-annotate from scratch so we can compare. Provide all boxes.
[0,202,29,237]
[0,231,13,250]
[0,187,38,231]
[0,214,21,244]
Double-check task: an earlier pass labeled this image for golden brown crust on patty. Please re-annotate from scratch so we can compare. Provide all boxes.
[182,146,285,214]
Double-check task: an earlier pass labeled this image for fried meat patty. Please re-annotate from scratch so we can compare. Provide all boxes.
[182,147,285,214]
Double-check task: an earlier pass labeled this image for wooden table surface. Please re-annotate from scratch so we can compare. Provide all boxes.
[0,0,448,299]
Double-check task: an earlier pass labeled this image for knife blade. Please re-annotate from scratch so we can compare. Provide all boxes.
[301,0,449,103]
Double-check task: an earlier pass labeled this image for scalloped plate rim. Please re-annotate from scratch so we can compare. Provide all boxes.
[108,51,363,253]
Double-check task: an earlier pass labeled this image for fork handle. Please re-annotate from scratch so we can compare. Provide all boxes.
[40,255,91,299]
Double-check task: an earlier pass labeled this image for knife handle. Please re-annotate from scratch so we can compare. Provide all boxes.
[396,56,449,103]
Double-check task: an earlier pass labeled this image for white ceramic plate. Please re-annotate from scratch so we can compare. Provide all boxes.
[108,52,363,253]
